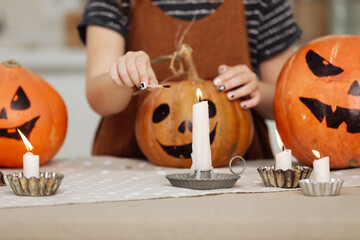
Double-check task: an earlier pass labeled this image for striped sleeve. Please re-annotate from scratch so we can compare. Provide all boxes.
[245,0,302,68]
[77,0,130,44]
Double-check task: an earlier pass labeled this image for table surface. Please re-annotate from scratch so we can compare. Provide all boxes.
[1,156,360,240]
[0,187,359,240]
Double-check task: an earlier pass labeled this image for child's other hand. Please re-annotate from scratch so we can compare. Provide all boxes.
[213,64,260,109]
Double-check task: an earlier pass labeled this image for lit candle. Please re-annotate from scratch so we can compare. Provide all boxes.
[275,129,292,170]
[17,129,39,178]
[312,150,330,182]
[191,88,212,171]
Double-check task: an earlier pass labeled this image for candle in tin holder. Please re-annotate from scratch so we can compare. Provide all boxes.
[312,150,330,182]
[275,129,292,170]
[17,129,39,178]
[191,88,212,172]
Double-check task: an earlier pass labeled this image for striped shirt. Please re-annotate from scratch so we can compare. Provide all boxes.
[78,0,302,71]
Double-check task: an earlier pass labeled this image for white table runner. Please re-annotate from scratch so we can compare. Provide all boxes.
[0,156,359,209]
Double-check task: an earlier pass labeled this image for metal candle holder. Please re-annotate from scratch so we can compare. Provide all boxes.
[257,165,312,188]
[166,156,246,190]
[299,178,343,196]
[6,172,64,197]
[0,171,6,186]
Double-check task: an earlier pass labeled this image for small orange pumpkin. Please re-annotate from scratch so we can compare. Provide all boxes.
[0,60,67,167]
[274,35,360,169]
[136,44,253,168]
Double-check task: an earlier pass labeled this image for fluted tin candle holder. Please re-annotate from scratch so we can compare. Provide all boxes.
[7,172,64,197]
[166,156,246,190]
[0,171,6,186]
[299,178,343,196]
[257,165,312,188]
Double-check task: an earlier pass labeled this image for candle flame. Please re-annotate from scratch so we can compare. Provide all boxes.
[196,88,202,102]
[312,150,322,159]
[17,129,34,152]
[275,129,284,150]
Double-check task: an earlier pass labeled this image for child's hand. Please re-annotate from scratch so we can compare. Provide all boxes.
[109,51,158,89]
[213,64,260,109]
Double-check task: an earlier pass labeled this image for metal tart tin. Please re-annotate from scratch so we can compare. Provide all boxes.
[0,171,6,186]
[166,172,240,190]
[6,172,64,197]
[299,178,343,196]
[257,165,312,188]
[166,156,246,190]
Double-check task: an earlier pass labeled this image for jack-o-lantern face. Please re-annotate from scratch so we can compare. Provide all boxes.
[136,80,253,168]
[274,35,360,169]
[300,50,360,133]
[0,60,67,168]
[0,86,40,140]
[153,99,217,159]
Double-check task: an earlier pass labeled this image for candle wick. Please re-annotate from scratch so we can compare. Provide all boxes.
[199,97,202,102]
[282,146,285,151]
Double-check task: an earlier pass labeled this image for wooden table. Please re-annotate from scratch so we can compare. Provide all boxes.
[0,186,359,240]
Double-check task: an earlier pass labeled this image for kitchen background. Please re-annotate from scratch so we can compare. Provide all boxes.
[0,0,359,159]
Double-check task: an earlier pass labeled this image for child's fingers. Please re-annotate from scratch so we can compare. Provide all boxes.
[224,77,258,96]
[117,56,133,87]
[239,91,261,109]
[126,52,142,88]
[109,62,123,86]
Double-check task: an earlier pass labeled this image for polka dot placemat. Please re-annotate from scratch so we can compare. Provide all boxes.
[0,157,359,208]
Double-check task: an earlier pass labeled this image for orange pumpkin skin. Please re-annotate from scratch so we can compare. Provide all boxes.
[135,80,254,168]
[0,60,67,167]
[274,35,360,169]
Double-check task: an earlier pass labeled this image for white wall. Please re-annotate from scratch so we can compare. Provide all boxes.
[0,0,84,48]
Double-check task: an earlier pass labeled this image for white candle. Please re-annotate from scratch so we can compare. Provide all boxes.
[17,129,40,178]
[313,156,330,182]
[23,152,39,178]
[191,89,212,171]
[274,129,292,170]
[276,149,292,170]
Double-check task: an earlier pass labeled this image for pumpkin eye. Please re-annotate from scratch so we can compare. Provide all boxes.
[203,99,216,118]
[348,80,360,96]
[11,86,30,110]
[306,50,343,77]
[152,104,170,123]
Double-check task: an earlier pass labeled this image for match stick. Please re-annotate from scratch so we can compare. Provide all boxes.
[147,84,171,89]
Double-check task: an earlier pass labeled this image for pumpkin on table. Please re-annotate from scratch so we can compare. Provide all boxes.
[0,60,67,167]
[274,35,360,169]
[135,44,254,168]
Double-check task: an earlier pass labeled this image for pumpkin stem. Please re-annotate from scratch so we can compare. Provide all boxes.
[177,44,203,82]
[3,60,22,68]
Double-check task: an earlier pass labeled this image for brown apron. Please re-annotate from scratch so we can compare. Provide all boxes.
[92,0,274,160]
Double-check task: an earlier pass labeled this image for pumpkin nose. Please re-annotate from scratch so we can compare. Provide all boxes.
[348,80,360,96]
[0,108,7,119]
[178,120,193,134]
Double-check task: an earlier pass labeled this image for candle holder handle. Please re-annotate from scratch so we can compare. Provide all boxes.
[229,156,246,176]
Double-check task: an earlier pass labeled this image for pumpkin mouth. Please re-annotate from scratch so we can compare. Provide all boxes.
[156,122,218,159]
[300,97,360,133]
[0,116,40,140]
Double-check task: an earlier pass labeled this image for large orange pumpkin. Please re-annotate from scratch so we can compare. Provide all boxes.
[0,60,67,167]
[274,35,360,169]
[135,44,253,168]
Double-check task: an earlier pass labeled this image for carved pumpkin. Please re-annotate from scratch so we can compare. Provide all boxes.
[274,35,360,169]
[135,44,253,168]
[0,60,67,167]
